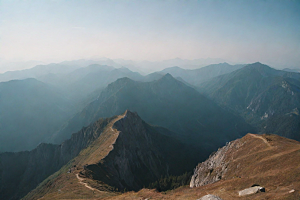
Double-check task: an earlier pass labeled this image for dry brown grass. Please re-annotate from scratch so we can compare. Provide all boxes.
[102,133,300,200]
[27,112,128,200]
[28,130,300,200]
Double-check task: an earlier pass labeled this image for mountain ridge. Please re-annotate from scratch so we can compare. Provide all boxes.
[19,110,197,200]
[51,74,254,157]
[0,78,75,152]
[199,62,300,140]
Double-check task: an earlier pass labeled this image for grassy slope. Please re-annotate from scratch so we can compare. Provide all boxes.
[22,114,126,200]
[24,110,199,200]
[103,134,300,200]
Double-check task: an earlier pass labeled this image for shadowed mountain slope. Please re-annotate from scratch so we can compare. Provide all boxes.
[0,63,82,83]
[0,112,116,200]
[106,133,300,199]
[199,62,300,140]
[1,111,198,200]
[160,63,245,86]
[52,74,254,154]
[0,78,75,152]
[37,65,144,104]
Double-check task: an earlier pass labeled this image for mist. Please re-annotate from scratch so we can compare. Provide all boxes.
[0,0,299,73]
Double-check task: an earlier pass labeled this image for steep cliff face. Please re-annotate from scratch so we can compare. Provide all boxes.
[190,140,241,187]
[190,133,300,199]
[0,116,114,200]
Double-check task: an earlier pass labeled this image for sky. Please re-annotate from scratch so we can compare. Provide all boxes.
[0,0,299,71]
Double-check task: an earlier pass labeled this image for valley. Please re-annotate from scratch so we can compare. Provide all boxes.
[0,61,299,200]
[1,1,299,199]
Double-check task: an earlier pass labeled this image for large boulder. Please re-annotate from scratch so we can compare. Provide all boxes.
[238,186,265,196]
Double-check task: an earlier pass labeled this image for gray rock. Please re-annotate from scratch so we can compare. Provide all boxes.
[190,139,245,188]
[197,194,223,200]
[238,186,265,196]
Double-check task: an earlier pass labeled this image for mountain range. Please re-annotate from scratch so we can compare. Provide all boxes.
[0,78,75,152]
[0,111,198,200]
[1,60,300,199]
[160,62,245,86]
[51,73,253,155]
[0,64,161,152]
[199,62,300,140]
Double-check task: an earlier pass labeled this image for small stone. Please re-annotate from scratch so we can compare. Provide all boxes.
[289,189,295,193]
[197,194,223,200]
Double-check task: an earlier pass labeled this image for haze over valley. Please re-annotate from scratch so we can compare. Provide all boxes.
[0,1,299,199]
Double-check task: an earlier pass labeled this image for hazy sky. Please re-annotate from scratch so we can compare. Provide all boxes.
[0,0,299,69]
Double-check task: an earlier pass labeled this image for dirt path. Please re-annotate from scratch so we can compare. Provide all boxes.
[249,133,272,147]
[74,112,127,193]
[232,134,273,162]
[259,145,300,163]
[76,173,102,193]
[235,134,300,163]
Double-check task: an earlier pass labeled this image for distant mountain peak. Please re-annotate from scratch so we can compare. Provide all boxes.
[115,76,134,83]
[245,62,269,69]
[163,73,173,78]
[161,66,185,73]
[157,73,178,83]
[242,62,274,76]
[221,62,229,65]
[123,109,137,118]
[169,66,183,69]
[86,64,114,71]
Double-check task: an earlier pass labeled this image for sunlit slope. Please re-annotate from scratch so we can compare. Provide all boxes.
[105,133,300,200]
[0,114,116,200]
[22,111,197,200]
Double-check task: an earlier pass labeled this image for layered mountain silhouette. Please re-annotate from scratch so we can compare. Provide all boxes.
[283,68,300,73]
[160,63,245,86]
[0,63,159,109]
[0,111,198,200]
[51,74,254,156]
[0,78,75,152]
[38,64,145,102]
[199,62,300,140]
[0,64,164,152]
[1,60,300,200]
[0,63,82,83]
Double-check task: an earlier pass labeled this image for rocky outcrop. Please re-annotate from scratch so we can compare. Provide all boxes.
[188,133,300,200]
[197,194,223,200]
[190,139,245,188]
